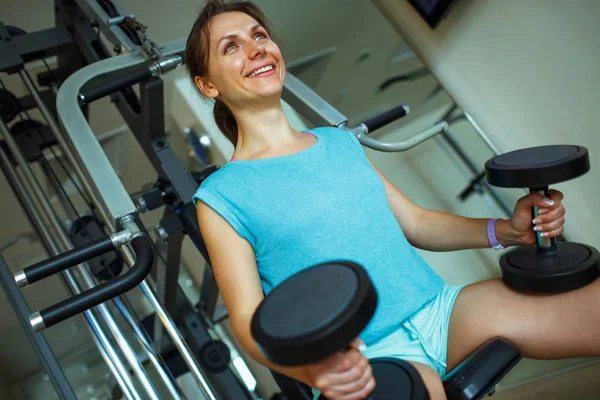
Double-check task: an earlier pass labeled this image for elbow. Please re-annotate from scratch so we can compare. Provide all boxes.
[403,207,427,249]
[230,314,262,360]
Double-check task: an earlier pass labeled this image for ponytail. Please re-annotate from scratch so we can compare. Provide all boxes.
[213,99,238,146]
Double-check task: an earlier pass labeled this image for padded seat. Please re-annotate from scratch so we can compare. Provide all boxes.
[271,338,521,400]
[443,338,521,400]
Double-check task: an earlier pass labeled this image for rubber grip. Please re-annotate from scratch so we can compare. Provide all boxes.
[79,63,152,104]
[39,236,153,329]
[24,236,114,284]
[362,105,408,133]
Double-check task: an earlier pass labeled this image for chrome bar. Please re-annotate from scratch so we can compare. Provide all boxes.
[137,273,218,400]
[350,121,448,152]
[464,111,501,156]
[54,37,217,399]
[0,145,139,400]
[55,38,185,223]
[0,115,160,400]
[14,270,28,288]
[282,72,348,127]
[113,297,187,400]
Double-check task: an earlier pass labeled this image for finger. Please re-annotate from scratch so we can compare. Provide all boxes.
[518,192,555,210]
[318,350,363,379]
[533,204,566,224]
[541,225,565,239]
[349,338,367,353]
[548,189,564,204]
[330,357,371,395]
[345,377,376,400]
[534,217,566,237]
[324,373,375,400]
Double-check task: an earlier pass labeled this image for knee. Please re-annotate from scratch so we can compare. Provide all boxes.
[409,362,447,400]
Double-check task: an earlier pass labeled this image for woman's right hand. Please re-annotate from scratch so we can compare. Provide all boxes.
[306,339,375,400]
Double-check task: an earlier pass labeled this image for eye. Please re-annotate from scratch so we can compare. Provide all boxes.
[255,32,268,41]
[225,42,237,53]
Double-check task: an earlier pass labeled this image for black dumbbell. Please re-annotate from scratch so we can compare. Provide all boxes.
[485,145,600,293]
[251,261,429,400]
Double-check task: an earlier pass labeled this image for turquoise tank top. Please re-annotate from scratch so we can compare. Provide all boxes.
[193,126,444,345]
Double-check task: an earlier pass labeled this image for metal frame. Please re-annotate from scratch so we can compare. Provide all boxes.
[0,250,77,399]
[49,2,249,398]
[0,23,73,73]
[0,144,141,400]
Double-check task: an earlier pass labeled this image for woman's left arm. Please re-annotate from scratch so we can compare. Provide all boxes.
[366,156,566,251]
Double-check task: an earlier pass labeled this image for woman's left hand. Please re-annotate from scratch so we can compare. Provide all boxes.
[510,189,566,246]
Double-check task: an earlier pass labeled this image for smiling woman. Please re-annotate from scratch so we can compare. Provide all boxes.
[183,2,599,400]
[184,0,283,147]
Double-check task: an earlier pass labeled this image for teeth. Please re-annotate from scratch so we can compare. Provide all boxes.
[248,65,273,78]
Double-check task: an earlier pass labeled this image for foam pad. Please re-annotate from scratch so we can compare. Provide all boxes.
[443,338,521,400]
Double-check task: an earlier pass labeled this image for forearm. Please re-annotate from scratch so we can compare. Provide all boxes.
[408,209,523,252]
[233,318,313,387]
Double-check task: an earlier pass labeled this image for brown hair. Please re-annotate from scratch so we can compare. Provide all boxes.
[184,0,278,146]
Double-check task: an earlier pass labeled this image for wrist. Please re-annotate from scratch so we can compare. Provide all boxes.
[495,218,524,247]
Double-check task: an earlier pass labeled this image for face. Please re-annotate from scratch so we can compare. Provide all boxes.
[195,11,285,108]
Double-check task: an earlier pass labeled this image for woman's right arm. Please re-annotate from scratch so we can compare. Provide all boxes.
[197,202,375,399]
[196,202,312,383]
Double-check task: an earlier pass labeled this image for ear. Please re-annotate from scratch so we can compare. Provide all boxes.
[194,76,219,98]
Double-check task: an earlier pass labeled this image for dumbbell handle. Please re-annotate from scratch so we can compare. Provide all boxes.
[530,187,557,254]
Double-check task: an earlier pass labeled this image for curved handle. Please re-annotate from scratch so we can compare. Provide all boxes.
[15,236,115,288]
[78,63,152,105]
[361,105,409,134]
[355,121,448,152]
[30,235,153,332]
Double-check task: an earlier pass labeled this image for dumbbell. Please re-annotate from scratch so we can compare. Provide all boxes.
[251,261,429,400]
[485,145,600,293]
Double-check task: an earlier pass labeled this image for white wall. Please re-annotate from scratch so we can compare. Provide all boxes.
[373,0,600,248]
[373,0,600,388]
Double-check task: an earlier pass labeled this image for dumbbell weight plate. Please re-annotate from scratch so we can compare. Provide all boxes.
[500,241,600,293]
[251,261,378,366]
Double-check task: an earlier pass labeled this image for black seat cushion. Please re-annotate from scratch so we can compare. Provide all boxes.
[271,338,520,400]
[442,338,521,400]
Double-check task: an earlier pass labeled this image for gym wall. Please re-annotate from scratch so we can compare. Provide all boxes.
[372,0,600,388]
[373,0,600,248]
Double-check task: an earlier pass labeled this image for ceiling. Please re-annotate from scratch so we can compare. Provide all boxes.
[0,0,451,398]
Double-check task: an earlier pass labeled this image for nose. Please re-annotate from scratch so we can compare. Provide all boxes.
[247,39,266,59]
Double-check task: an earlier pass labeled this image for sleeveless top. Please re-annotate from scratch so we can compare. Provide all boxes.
[193,126,444,345]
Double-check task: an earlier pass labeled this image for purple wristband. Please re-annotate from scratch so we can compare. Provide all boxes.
[487,219,502,248]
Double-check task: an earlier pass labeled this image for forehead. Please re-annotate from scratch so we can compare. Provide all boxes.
[209,11,261,42]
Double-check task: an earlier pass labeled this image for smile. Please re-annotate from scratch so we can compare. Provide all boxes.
[247,65,275,78]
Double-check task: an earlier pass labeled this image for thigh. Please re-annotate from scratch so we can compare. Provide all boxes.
[446,277,600,371]
[408,361,446,400]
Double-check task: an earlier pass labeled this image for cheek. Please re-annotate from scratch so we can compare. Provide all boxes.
[267,42,284,64]
[211,56,245,88]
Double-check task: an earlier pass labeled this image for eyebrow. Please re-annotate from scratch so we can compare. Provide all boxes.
[217,24,263,47]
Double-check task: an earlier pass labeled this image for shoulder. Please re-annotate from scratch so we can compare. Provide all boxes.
[309,126,363,151]
[193,163,240,201]
[309,126,349,138]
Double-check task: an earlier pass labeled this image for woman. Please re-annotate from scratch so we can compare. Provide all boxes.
[186,1,599,399]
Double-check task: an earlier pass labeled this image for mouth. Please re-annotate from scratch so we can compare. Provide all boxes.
[246,64,275,78]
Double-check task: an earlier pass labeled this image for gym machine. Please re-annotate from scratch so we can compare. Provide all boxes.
[1,1,597,400]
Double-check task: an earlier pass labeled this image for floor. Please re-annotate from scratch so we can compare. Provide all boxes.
[491,361,600,400]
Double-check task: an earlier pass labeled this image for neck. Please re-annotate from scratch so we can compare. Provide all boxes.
[231,99,299,157]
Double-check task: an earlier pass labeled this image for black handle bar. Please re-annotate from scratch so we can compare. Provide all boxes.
[361,104,409,134]
[32,235,153,331]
